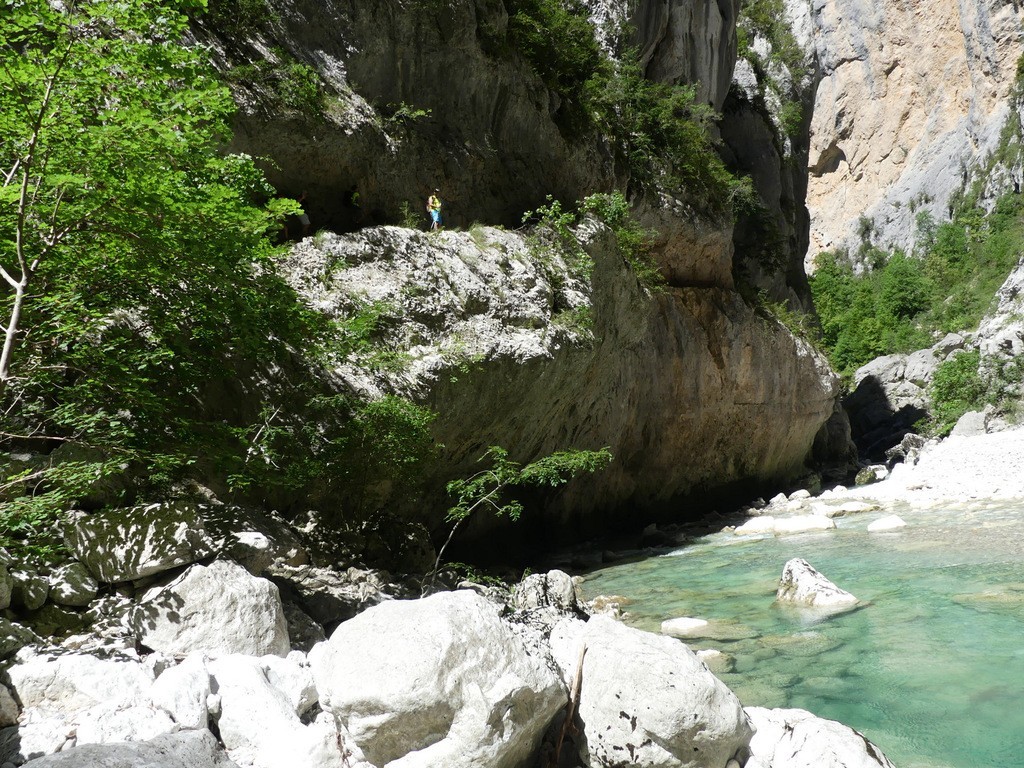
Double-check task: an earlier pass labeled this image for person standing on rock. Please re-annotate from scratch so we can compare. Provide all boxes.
[427,189,442,231]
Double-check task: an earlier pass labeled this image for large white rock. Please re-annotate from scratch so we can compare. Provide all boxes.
[548,616,753,768]
[73,701,176,746]
[775,559,859,611]
[209,654,354,768]
[149,653,212,730]
[131,560,290,657]
[734,516,778,535]
[745,707,896,768]
[309,590,565,768]
[7,652,154,715]
[18,729,240,767]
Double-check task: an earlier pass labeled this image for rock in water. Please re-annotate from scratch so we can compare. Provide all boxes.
[548,615,753,768]
[745,707,897,767]
[309,590,565,768]
[868,515,907,532]
[775,558,858,610]
[131,560,290,657]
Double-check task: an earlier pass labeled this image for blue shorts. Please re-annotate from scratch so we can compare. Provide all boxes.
[430,209,441,224]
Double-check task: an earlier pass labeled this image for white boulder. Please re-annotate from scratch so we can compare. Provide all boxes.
[8,652,154,715]
[867,515,907,532]
[149,653,212,730]
[734,516,778,535]
[548,616,752,768]
[73,701,176,746]
[209,655,345,768]
[745,707,896,768]
[825,501,879,518]
[775,559,859,611]
[131,560,290,657]
[309,590,565,768]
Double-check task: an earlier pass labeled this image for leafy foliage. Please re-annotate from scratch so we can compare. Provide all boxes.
[426,445,612,586]
[929,351,985,436]
[581,192,664,291]
[0,0,434,562]
[810,191,1024,378]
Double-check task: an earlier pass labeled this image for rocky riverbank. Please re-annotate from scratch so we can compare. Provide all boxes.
[0,502,899,768]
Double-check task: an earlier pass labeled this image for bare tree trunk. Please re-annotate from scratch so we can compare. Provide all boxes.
[0,280,26,401]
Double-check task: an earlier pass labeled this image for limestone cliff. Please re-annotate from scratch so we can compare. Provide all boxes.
[201,0,845,549]
[801,0,1024,264]
[277,221,839,548]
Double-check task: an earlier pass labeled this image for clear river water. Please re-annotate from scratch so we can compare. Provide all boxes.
[578,499,1024,768]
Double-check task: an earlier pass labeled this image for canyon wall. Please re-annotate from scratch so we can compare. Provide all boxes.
[801,0,1024,265]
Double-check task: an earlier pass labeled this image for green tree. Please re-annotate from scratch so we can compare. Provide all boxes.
[0,0,320,559]
[427,446,613,587]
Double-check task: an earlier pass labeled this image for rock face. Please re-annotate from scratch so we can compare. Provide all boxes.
[279,222,840,548]
[309,590,565,768]
[131,560,290,657]
[548,615,753,767]
[776,558,858,616]
[745,706,897,768]
[804,0,1024,262]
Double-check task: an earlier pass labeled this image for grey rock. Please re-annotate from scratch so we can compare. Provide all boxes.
[64,503,218,583]
[19,730,240,767]
[131,560,290,657]
[280,601,326,653]
[0,687,17,728]
[10,569,49,612]
[512,570,581,614]
[267,564,388,630]
[48,563,98,607]
[0,618,43,660]
[951,409,990,438]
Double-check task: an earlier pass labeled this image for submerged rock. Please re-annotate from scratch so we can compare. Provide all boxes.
[867,515,907,532]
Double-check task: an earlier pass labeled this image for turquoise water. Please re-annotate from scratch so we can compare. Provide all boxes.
[579,501,1024,768]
